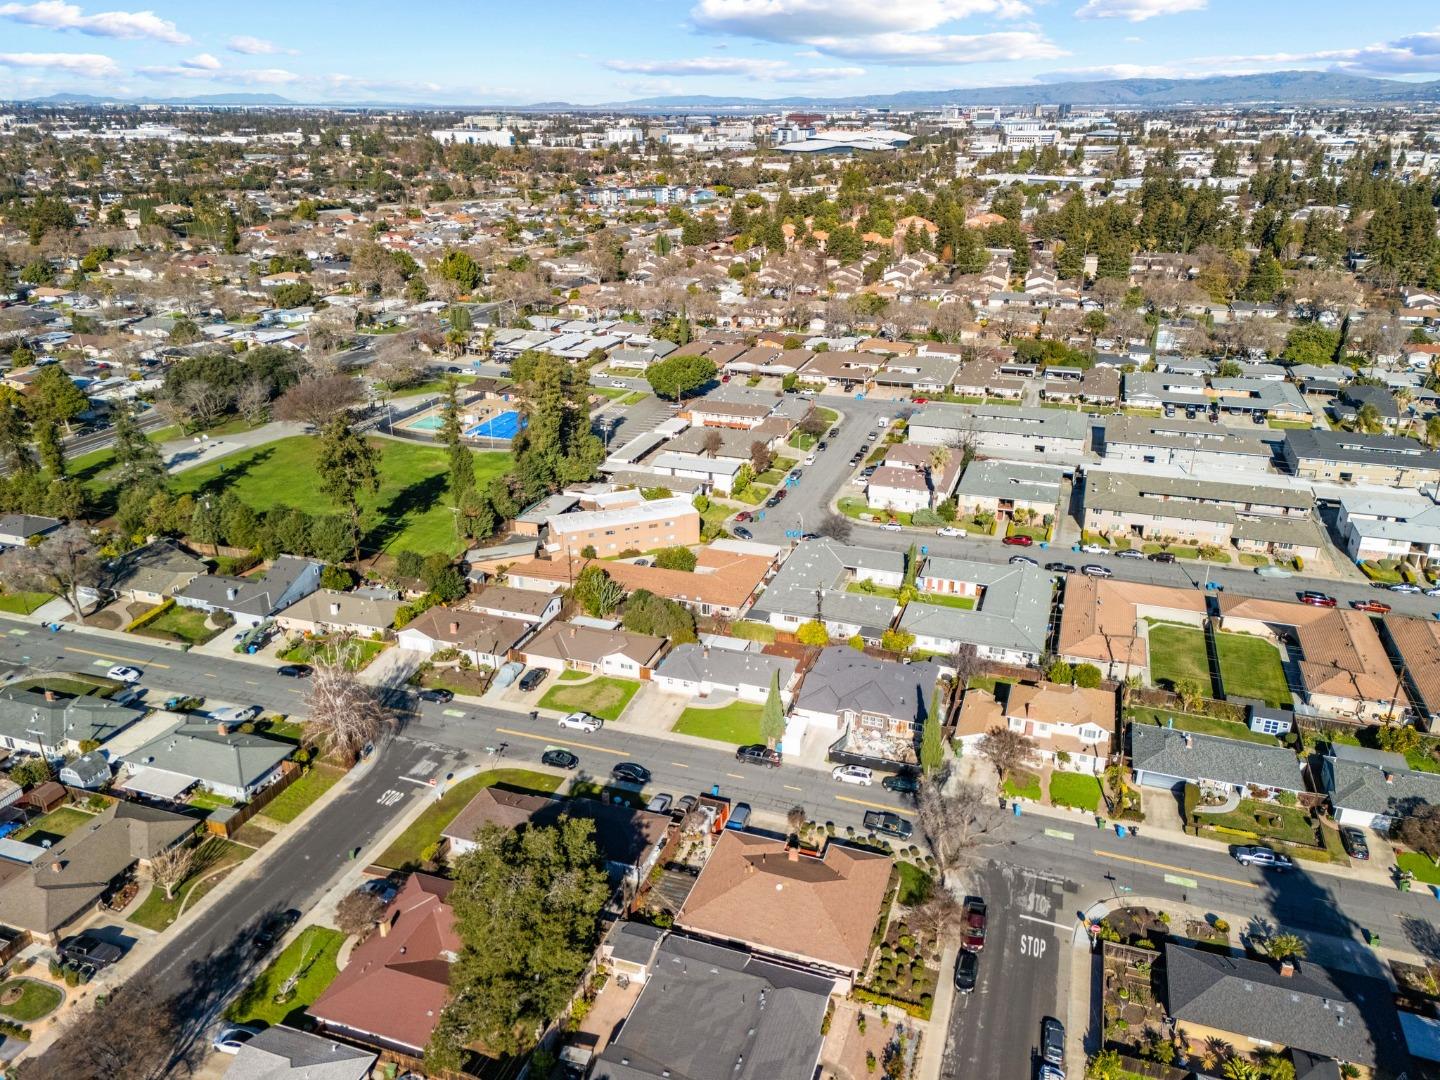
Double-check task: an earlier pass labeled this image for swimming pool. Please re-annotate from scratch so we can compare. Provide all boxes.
[467,410,525,440]
[408,414,445,431]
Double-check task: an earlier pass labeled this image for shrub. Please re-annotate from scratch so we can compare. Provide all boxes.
[1212,918,1230,934]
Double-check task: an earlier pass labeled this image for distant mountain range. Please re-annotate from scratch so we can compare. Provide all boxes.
[13,71,1440,112]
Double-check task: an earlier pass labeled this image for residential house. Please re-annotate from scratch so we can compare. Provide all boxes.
[466,585,563,626]
[100,539,207,604]
[1380,613,1440,726]
[748,539,903,642]
[903,557,1053,666]
[57,750,110,790]
[0,686,146,760]
[1329,385,1403,431]
[676,830,892,983]
[1129,724,1305,798]
[119,721,293,802]
[1322,743,1440,831]
[1282,429,1440,489]
[790,647,942,762]
[0,514,62,547]
[512,493,581,539]
[275,589,402,638]
[865,465,933,514]
[309,873,458,1057]
[956,681,1114,774]
[652,644,799,704]
[394,607,534,669]
[174,555,323,627]
[522,622,665,678]
[0,801,194,941]
[441,787,671,885]
[1335,490,1440,565]
[952,459,1064,523]
[222,1027,376,1080]
[592,934,835,1080]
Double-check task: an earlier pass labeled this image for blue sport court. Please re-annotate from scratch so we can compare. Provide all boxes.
[466,410,525,439]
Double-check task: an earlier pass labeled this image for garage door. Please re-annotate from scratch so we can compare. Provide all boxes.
[1135,770,1187,792]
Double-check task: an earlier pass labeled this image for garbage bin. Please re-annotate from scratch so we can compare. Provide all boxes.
[1115,824,1128,838]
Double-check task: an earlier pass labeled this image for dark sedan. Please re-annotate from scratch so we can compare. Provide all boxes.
[736,744,782,768]
[1340,826,1369,860]
[277,664,312,678]
[611,762,651,785]
[541,748,579,770]
[416,688,453,703]
[733,525,754,540]
[881,772,919,794]
[1045,562,1076,574]
[954,949,979,993]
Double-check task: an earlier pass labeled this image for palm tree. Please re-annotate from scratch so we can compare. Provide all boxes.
[1265,932,1307,963]
[1222,1058,1261,1080]
[1355,402,1383,434]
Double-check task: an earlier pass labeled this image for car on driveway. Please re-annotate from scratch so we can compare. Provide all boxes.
[863,810,914,840]
[646,794,673,813]
[671,794,697,822]
[733,526,754,540]
[1340,826,1370,860]
[106,665,142,684]
[558,712,603,733]
[1298,591,1337,608]
[359,877,399,905]
[59,934,122,970]
[1351,599,1392,614]
[541,748,579,770]
[1232,845,1294,870]
[832,764,874,786]
[213,1025,260,1055]
[519,668,549,692]
[1081,564,1113,577]
[1041,1017,1065,1068]
[277,663,312,678]
[954,949,979,993]
[1009,555,1038,567]
[936,527,963,537]
[1002,534,1033,547]
[881,771,920,794]
[611,762,651,785]
[736,744,782,768]
[416,688,454,703]
[1046,562,1076,574]
[962,898,987,950]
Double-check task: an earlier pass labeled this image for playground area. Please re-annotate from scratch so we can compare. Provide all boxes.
[399,401,525,443]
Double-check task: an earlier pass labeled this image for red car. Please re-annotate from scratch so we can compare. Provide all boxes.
[1299,591,1337,608]
[733,511,753,523]
[962,899,987,951]
[911,396,929,404]
[1002,535,1034,547]
[1351,599,1392,614]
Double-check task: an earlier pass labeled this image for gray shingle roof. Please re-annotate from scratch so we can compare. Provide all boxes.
[747,539,901,631]
[175,555,321,617]
[796,647,941,725]
[0,686,146,747]
[223,1027,375,1080]
[655,644,797,690]
[122,721,291,791]
[1323,745,1440,818]
[902,558,1052,656]
[1129,724,1304,791]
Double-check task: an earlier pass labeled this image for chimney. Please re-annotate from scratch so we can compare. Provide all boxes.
[570,626,576,637]
[378,912,393,937]
[1183,733,1194,750]
[330,602,341,617]
[787,846,799,862]
[1279,960,1295,977]
[226,586,239,601]
[49,859,63,874]
[449,621,461,635]
[217,722,230,736]
[43,690,56,703]
[1384,771,1395,784]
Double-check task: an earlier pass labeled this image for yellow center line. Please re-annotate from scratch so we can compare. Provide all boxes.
[65,645,170,670]
[725,772,744,780]
[494,726,626,756]
[670,762,690,768]
[783,784,804,792]
[1092,849,1259,890]
[836,793,900,813]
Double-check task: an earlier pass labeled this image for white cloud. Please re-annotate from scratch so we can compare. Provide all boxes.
[1074,0,1205,21]
[227,34,296,56]
[688,0,1056,64]
[138,59,300,84]
[324,73,446,95]
[774,64,865,80]
[1036,62,1187,80]
[1170,31,1440,78]
[180,52,220,70]
[605,55,865,80]
[0,1,188,43]
[0,49,119,76]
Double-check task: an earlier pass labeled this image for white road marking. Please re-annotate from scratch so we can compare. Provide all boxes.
[1019,914,1074,932]
[376,789,404,806]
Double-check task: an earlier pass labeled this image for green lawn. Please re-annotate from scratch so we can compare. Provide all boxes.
[895,862,935,906]
[281,636,386,671]
[1125,707,1282,747]
[156,435,510,556]
[225,926,345,1027]
[0,591,53,614]
[728,621,778,643]
[1146,624,1212,694]
[259,765,342,824]
[1003,770,1042,801]
[129,839,251,931]
[673,701,764,745]
[387,375,477,398]
[0,979,62,1022]
[187,789,236,811]
[570,780,646,808]
[1048,773,1102,812]
[1398,850,1440,886]
[14,806,96,846]
[131,604,223,646]
[1200,799,1320,847]
[914,593,977,611]
[377,768,562,871]
[538,676,640,721]
[1215,632,1291,708]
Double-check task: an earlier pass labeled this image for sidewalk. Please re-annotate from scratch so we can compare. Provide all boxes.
[913,940,959,1080]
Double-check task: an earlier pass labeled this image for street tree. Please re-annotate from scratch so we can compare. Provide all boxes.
[303,654,394,763]
[148,840,197,901]
[315,418,381,561]
[1399,804,1440,862]
[976,725,1037,782]
[916,776,1001,881]
[335,890,386,938]
[0,525,101,620]
[22,976,178,1080]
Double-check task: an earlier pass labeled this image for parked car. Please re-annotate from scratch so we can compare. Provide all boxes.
[494,660,524,688]
[726,802,752,830]
[1351,600,1392,614]
[671,794,698,822]
[863,810,914,840]
[1255,565,1294,578]
[733,510,753,523]
[736,744,782,768]
[1112,549,1145,560]
[1232,845,1294,870]
[1340,826,1370,860]
[880,522,903,532]
[1009,555,1039,567]
[829,428,840,438]
[1039,1066,1066,1080]
[415,688,454,704]
[541,748,579,770]
[962,898,988,951]
[1298,591,1337,608]
[519,667,549,692]
[276,664,313,678]
[1147,552,1177,563]
[557,712,602,732]
[106,665,142,684]
[213,1025,260,1055]
[860,465,878,479]
[733,526,754,540]
[58,934,122,970]
[611,762,651,785]
[1002,535,1033,547]
[1080,543,1108,555]
[936,527,963,538]
[1041,1017,1066,1068]
[954,949,979,993]
[1425,587,1440,598]
[359,878,399,905]
[832,764,874,786]
[1081,564,1113,578]
[882,771,920,795]
[804,453,817,466]
[1389,582,1423,594]
[646,794,673,814]
[254,908,300,951]
[210,704,262,730]
[1046,562,1076,574]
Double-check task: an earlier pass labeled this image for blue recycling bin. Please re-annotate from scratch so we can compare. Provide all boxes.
[1115,824,1128,837]
[1012,802,1022,817]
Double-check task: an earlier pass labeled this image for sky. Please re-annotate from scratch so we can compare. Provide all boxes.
[0,0,1438,104]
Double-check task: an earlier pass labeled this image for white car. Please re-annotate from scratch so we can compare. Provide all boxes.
[936,527,963,537]
[558,712,603,733]
[1080,544,1108,555]
[876,416,891,429]
[833,765,874,786]
[106,665,142,684]
[880,522,903,532]
[608,379,629,388]
[213,1025,259,1055]
[804,453,817,465]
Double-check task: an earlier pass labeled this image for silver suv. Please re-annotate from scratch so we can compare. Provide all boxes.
[1232,845,1294,871]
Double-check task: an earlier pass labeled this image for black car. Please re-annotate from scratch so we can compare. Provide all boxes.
[277,664,312,678]
[1340,826,1370,860]
[733,525,754,540]
[541,748,579,770]
[817,441,828,451]
[611,762,651,785]
[736,744,782,768]
[1147,552,1176,564]
[954,949,979,993]
[1045,562,1077,574]
[764,495,782,509]
[58,934,122,970]
[881,772,919,794]
[416,688,453,704]
[863,810,914,840]
[518,668,549,692]
[254,908,300,951]
[1041,1017,1065,1067]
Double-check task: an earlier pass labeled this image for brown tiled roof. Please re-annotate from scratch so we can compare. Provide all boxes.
[400,606,530,655]
[509,549,770,611]
[677,832,891,974]
[525,622,665,667]
[1056,574,1206,668]
[310,874,458,1054]
[1382,613,1440,713]
[1295,610,1405,708]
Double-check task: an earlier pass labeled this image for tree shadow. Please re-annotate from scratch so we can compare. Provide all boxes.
[364,471,448,554]
[187,445,277,502]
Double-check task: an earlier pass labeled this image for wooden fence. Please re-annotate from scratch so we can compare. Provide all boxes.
[204,760,303,837]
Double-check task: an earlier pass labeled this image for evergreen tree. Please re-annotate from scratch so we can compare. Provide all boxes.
[920,687,945,777]
[760,670,786,748]
[110,402,166,491]
[315,418,380,561]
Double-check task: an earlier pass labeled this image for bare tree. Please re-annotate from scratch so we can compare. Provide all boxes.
[23,976,177,1080]
[910,891,960,940]
[916,776,1001,881]
[303,654,394,763]
[335,889,387,938]
[786,804,807,839]
[370,336,428,390]
[976,725,1038,781]
[0,525,101,621]
[816,513,851,542]
[274,374,365,430]
[148,840,197,901]
[234,377,272,426]
[175,378,232,431]
[946,643,985,690]
[701,429,724,458]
